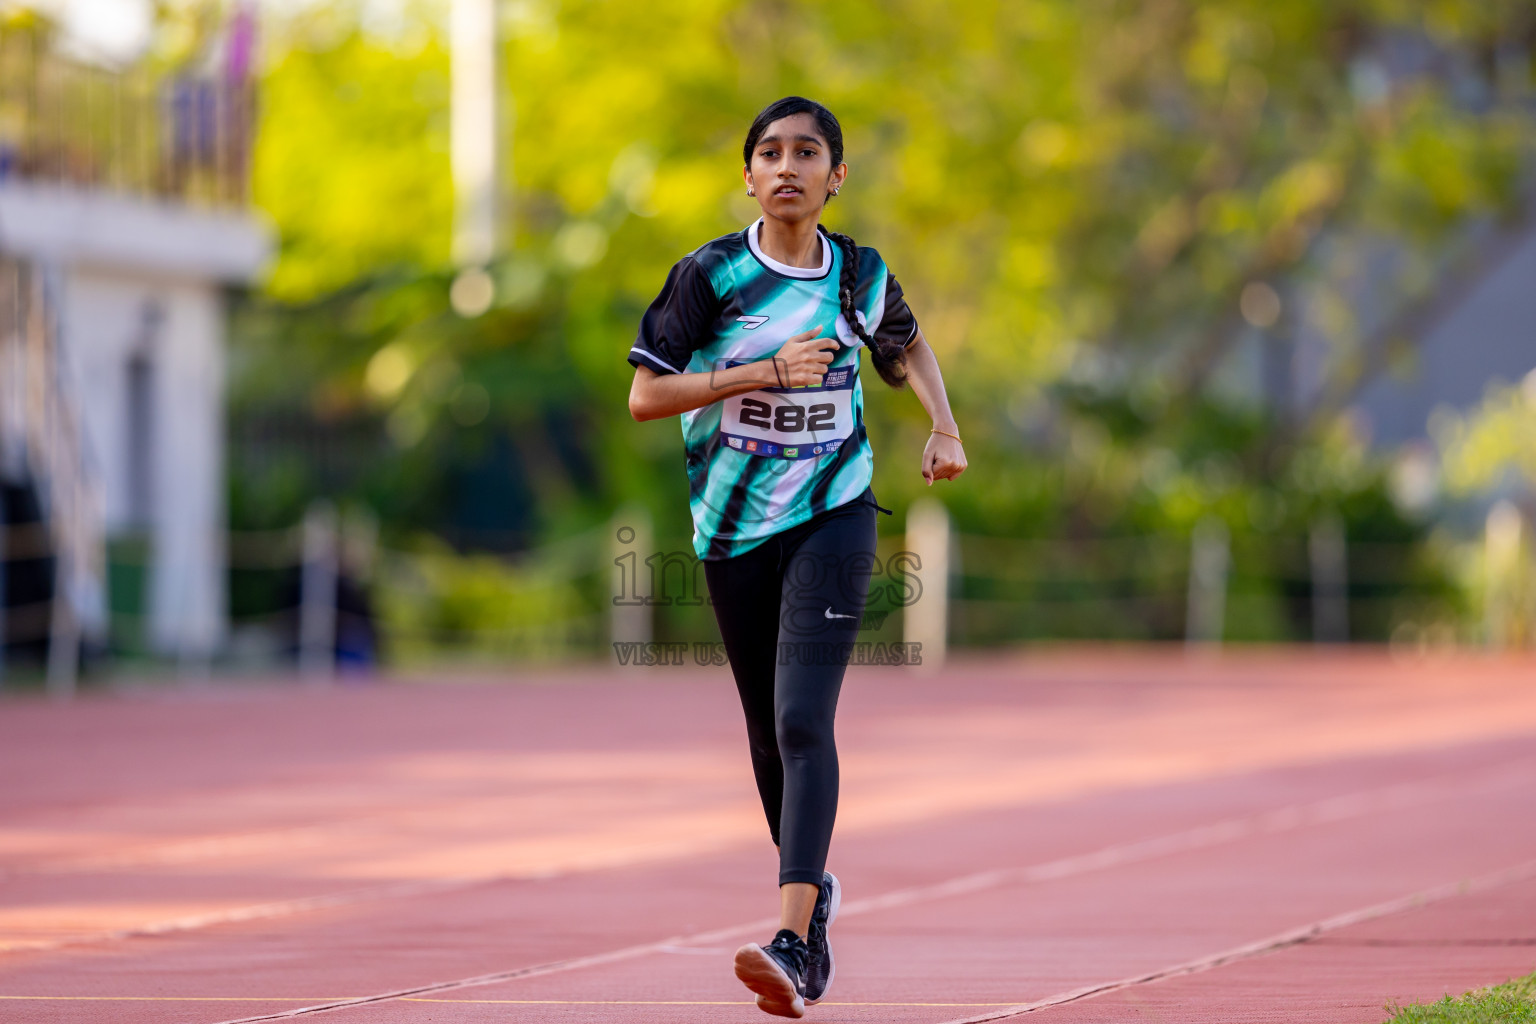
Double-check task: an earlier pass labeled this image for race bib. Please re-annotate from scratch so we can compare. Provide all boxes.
[720,363,856,460]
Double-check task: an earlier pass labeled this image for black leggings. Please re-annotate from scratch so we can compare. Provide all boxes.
[704,491,884,886]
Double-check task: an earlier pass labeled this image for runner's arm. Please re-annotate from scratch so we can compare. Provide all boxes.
[903,327,967,484]
[903,328,958,435]
[629,330,838,421]
[629,361,781,421]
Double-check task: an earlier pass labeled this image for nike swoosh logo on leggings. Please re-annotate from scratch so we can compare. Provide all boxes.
[824,607,856,620]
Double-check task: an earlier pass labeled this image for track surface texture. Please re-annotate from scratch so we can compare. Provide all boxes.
[1,648,1534,1023]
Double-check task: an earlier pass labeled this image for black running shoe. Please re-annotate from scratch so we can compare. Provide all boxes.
[804,871,841,1004]
[733,928,808,1018]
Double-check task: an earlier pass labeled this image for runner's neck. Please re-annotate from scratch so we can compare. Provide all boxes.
[755,217,825,270]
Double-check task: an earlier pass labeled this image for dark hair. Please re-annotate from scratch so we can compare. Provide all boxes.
[743,96,909,389]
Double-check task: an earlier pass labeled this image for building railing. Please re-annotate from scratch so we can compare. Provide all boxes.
[0,26,253,208]
[0,258,107,693]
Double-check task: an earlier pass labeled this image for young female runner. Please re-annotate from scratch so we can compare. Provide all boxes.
[627,96,965,1017]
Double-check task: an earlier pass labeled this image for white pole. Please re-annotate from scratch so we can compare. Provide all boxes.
[609,504,652,665]
[1309,514,1348,644]
[1186,517,1229,649]
[44,295,77,699]
[1484,500,1523,651]
[299,501,338,680]
[451,0,499,270]
[905,498,949,672]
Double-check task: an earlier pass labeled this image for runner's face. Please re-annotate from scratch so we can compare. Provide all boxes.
[744,113,844,222]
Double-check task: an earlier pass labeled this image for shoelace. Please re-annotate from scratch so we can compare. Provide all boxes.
[806,914,828,965]
[766,934,809,978]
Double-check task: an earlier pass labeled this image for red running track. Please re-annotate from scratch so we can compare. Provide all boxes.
[0,648,1534,1023]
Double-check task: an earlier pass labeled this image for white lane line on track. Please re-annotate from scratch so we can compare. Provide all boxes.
[8,758,1529,958]
[931,856,1536,1024]
[208,763,1532,1024]
[12,758,1527,959]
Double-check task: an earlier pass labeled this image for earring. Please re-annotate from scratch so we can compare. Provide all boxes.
[831,187,841,195]
[746,187,756,197]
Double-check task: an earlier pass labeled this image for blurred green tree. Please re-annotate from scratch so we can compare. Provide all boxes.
[230,0,1533,643]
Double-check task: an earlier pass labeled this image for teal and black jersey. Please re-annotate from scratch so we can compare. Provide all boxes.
[629,218,919,560]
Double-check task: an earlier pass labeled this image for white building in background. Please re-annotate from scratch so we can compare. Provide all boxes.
[1210,216,1536,457]
[0,12,269,675]
[1348,223,1536,449]
[0,186,268,658]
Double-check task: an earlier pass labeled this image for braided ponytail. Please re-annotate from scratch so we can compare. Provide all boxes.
[822,228,909,389]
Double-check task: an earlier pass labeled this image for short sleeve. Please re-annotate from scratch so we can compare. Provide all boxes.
[876,273,920,349]
[629,257,720,375]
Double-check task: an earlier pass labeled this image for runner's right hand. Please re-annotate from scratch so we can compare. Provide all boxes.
[772,328,839,387]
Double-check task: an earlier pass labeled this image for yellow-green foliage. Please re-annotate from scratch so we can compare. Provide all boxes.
[251,0,1536,426]
[255,21,454,300]
[376,539,594,663]
[1434,377,1536,496]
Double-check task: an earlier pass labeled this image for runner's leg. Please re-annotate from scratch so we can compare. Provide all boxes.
[773,501,876,888]
[705,538,787,847]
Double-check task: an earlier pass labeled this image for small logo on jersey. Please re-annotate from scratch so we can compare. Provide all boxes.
[784,447,799,458]
[824,607,857,620]
[813,445,824,454]
[737,315,769,330]
[745,440,759,452]
[826,439,843,452]
[727,437,743,449]
[761,443,778,455]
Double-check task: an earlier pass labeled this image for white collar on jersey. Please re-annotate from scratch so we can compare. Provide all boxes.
[747,218,833,279]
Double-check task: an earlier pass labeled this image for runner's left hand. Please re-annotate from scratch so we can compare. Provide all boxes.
[922,432,966,486]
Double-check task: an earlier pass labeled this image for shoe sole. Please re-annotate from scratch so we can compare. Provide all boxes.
[805,871,841,1006]
[733,943,805,1018]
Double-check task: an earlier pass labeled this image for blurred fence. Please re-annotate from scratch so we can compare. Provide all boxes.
[0,26,252,206]
[1,497,1512,687]
[949,529,1461,648]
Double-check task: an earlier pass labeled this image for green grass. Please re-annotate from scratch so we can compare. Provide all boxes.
[1385,970,1536,1023]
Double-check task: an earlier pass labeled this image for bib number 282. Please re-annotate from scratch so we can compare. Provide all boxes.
[737,399,837,434]
[719,360,856,459]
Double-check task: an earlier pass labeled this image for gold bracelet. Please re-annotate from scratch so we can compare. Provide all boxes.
[931,428,963,444]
